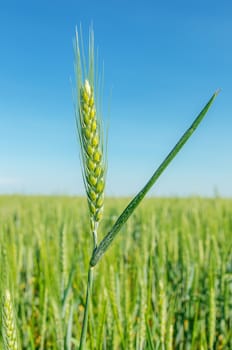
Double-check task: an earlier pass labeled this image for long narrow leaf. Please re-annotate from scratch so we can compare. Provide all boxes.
[90,91,219,266]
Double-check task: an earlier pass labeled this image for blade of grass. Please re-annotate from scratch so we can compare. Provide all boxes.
[66,302,74,350]
[90,91,219,266]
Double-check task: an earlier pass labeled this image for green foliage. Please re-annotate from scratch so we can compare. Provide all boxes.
[1,196,232,349]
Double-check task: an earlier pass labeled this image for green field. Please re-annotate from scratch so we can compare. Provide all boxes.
[0,196,232,349]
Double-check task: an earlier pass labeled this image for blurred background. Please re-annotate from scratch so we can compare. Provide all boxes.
[0,0,231,197]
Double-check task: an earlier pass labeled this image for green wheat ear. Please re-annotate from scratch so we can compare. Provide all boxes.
[74,28,106,244]
[2,289,19,350]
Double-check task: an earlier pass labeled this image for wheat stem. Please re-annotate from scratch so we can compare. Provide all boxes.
[74,27,105,350]
[79,267,94,350]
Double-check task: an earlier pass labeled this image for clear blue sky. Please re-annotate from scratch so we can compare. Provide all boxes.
[0,0,231,196]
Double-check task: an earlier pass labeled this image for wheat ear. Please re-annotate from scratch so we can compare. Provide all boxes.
[79,79,105,241]
[2,289,19,350]
[74,28,105,248]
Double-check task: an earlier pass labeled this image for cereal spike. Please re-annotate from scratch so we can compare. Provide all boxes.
[74,27,106,238]
[79,78,105,231]
[2,289,19,350]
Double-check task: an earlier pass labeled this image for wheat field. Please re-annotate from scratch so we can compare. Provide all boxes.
[0,195,232,349]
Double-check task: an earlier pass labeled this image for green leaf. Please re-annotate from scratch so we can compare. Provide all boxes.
[90,91,219,267]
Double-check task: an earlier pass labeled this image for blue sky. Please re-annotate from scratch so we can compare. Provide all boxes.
[0,0,231,196]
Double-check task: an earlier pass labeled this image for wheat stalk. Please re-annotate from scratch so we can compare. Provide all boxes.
[74,26,218,350]
[74,27,106,350]
[158,280,167,348]
[209,268,216,350]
